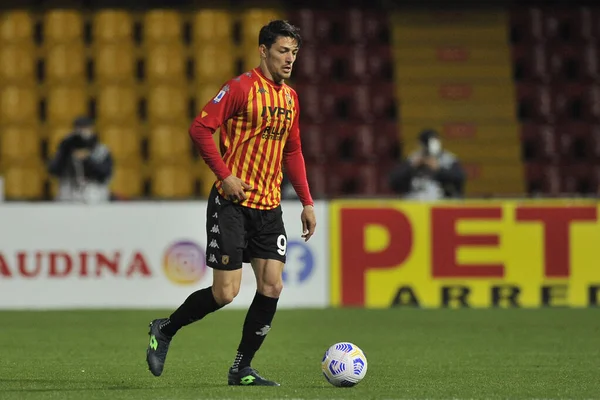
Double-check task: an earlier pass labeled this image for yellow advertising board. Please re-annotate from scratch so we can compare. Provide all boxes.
[330,200,600,308]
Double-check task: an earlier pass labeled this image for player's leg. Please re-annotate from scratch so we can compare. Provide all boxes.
[146,184,245,377]
[228,206,286,386]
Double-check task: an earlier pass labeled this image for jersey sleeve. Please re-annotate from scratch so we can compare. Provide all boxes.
[189,79,248,180]
[283,92,314,207]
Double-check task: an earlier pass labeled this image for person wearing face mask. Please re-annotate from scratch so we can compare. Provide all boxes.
[48,116,113,203]
[389,129,466,200]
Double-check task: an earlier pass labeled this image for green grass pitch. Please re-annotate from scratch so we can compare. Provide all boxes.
[0,308,598,399]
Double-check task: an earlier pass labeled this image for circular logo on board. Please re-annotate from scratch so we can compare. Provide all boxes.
[163,240,206,285]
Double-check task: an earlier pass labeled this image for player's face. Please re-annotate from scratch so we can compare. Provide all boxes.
[264,36,299,83]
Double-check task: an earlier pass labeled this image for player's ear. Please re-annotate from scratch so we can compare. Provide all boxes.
[259,44,268,59]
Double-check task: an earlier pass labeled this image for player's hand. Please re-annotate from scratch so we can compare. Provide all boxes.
[423,156,439,170]
[221,175,253,202]
[73,149,90,159]
[300,205,316,242]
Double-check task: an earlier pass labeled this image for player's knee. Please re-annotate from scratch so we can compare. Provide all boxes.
[259,280,284,298]
[212,284,240,306]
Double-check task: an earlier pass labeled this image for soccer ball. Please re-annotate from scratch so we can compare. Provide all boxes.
[321,342,368,387]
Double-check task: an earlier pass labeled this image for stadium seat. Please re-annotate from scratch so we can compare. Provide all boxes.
[43,10,83,44]
[241,9,284,47]
[92,10,133,43]
[46,124,72,153]
[323,122,376,161]
[515,83,556,122]
[511,43,549,82]
[524,162,561,195]
[148,124,191,163]
[96,85,138,125]
[143,10,182,45]
[147,85,188,124]
[305,162,327,198]
[0,44,35,84]
[520,122,560,161]
[145,43,186,84]
[151,164,195,198]
[45,44,86,84]
[46,86,87,126]
[0,11,34,43]
[94,43,135,83]
[196,83,223,111]
[557,122,600,161]
[110,165,144,199]
[299,123,326,162]
[0,125,39,163]
[561,163,597,194]
[0,85,37,125]
[99,125,141,163]
[328,161,379,196]
[3,164,44,199]
[194,43,235,84]
[348,44,393,82]
[192,9,232,43]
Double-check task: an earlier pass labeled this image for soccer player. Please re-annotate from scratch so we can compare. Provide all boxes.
[145,20,316,387]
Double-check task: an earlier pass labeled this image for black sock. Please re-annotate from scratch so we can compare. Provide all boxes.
[231,291,278,371]
[160,286,223,337]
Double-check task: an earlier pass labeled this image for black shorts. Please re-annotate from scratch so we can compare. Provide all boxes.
[205,184,287,270]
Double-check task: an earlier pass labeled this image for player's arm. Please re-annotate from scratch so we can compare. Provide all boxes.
[189,80,252,200]
[283,96,316,241]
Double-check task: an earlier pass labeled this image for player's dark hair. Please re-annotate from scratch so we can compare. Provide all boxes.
[258,20,302,49]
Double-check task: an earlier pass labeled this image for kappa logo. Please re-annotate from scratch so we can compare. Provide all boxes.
[257,87,267,94]
[215,196,221,205]
[208,239,219,249]
[208,254,217,263]
[210,224,220,234]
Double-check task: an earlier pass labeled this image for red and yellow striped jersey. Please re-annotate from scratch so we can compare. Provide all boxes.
[190,68,312,210]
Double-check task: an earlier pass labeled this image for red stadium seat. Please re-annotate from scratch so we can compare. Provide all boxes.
[524,162,561,196]
[305,162,327,198]
[520,122,560,161]
[300,123,327,162]
[328,161,379,196]
[556,122,600,161]
[512,43,550,82]
[515,84,559,122]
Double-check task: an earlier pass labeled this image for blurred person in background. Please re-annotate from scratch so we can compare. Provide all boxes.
[48,116,113,204]
[389,129,465,200]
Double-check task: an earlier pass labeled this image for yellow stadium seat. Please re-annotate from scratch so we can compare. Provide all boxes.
[145,43,186,84]
[0,86,37,125]
[147,85,187,124]
[43,10,83,44]
[94,43,135,83]
[0,125,39,163]
[194,43,234,83]
[45,44,85,84]
[151,164,194,198]
[0,44,35,83]
[0,11,33,43]
[99,125,141,162]
[110,165,144,199]
[3,164,44,199]
[196,83,222,112]
[46,125,72,153]
[143,10,181,44]
[92,10,133,43]
[97,85,137,125]
[192,9,232,43]
[241,9,283,46]
[148,124,191,163]
[47,86,87,125]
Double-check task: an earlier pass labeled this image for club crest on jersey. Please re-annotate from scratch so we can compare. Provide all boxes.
[213,84,230,104]
[285,91,292,107]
